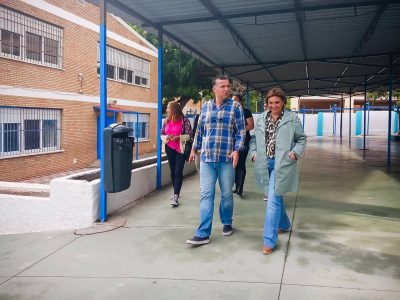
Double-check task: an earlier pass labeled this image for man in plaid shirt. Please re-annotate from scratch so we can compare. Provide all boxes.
[186,75,246,245]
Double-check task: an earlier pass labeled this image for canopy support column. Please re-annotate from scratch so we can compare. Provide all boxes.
[246,83,249,109]
[340,94,343,143]
[349,89,352,146]
[361,75,368,157]
[99,0,108,222]
[261,93,264,112]
[156,28,163,189]
[387,56,393,168]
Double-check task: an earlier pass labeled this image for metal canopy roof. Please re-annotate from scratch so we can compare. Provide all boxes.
[89,0,400,96]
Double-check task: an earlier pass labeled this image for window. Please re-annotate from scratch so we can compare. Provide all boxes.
[97,45,150,87]
[107,64,115,79]
[24,120,40,150]
[140,122,147,138]
[118,67,126,81]
[122,113,150,141]
[1,123,20,153]
[127,70,133,83]
[135,76,141,85]
[26,32,41,61]
[43,120,57,147]
[44,37,58,64]
[0,107,61,157]
[1,29,20,57]
[0,6,63,68]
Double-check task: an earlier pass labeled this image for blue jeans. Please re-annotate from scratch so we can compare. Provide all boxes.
[195,162,235,238]
[264,159,291,248]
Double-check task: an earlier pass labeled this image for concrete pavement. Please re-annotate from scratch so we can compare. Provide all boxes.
[1,136,399,299]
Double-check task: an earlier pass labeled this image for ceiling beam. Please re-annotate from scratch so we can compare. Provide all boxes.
[241,71,400,91]
[220,52,400,68]
[330,1,390,91]
[353,56,400,92]
[294,0,310,94]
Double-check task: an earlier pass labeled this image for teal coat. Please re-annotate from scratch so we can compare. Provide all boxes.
[249,109,307,195]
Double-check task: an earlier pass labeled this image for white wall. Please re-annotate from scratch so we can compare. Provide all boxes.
[0,160,196,234]
[252,111,394,137]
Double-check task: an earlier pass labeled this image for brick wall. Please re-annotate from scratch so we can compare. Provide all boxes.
[0,0,158,181]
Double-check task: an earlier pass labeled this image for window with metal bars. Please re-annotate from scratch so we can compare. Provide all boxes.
[122,113,150,141]
[97,45,150,88]
[1,29,20,56]
[0,5,63,68]
[0,107,62,157]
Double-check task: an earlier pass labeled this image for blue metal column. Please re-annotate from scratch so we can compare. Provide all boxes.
[367,101,370,135]
[340,95,343,142]
[349,90,352,145]
[387,56,393,167]
[136,112,139,160]
[332,104,337,136]
[156,29,163,189]
[246,83,249,109]
[261,93,264,112]
[361,76,368,155]
[302,106,305,129]
[99,0,107,222]
[317,112,323,136]
[355,110,362,135]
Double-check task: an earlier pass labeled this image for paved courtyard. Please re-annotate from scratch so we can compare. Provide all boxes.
[0,136,399,299]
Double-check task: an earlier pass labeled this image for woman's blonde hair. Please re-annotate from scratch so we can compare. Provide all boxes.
[167,101,184,122]
[266,87,287,104]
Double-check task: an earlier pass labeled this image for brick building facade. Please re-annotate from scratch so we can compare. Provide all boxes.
[0,0,158,181]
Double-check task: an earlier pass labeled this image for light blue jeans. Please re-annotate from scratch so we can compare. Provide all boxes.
[264,159,291,248]
[195,162,235,238]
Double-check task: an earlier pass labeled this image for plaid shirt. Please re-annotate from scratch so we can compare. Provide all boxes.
[193,98,245,163]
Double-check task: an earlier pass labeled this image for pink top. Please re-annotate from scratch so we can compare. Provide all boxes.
[165,118,183,152]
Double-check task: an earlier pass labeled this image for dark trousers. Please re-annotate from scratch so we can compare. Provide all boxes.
[234,147,249,194]
[236,147,249,171]
[165,144,185,195]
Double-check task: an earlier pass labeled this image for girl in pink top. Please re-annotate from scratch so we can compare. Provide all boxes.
[161,101,192,207]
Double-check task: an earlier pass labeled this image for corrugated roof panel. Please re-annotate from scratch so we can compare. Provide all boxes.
[359,4,400,55]
[231,14,305,62]
[235,68,275,84]
[304,7,378,59]
[87,0,400,96]
[117,0,210,23]
[270,63,308,80]
[281,80,308,92]
[166,22,255,65]
[308,62,347,79]
[212,0,293,14]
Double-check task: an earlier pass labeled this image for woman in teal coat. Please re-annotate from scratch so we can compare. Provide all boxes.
[249,87,307,255]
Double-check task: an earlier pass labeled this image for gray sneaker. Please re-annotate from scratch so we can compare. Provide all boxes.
[171,194,179,207]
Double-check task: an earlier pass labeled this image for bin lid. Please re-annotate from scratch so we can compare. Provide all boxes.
[106,123,133,133]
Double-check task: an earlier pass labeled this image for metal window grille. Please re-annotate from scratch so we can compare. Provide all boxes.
[97,44,150,87]
[0,5,63,68]
[0,106,62,157]
[122,113,150,141]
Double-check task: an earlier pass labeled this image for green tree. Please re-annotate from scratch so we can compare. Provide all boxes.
[129,24,216,111]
